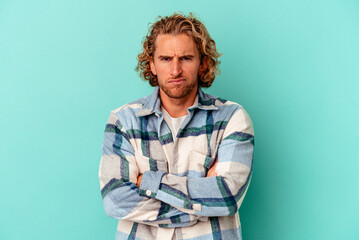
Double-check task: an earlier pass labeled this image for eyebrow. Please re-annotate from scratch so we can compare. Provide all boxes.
[157,54,195,59]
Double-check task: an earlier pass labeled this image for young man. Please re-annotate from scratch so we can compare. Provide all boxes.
[99,13,254,240]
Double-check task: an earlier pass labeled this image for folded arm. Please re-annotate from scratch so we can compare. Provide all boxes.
[138,108,254,217]
[99,111,206,227]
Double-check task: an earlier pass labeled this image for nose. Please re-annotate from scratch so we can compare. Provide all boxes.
[171,59,182,77]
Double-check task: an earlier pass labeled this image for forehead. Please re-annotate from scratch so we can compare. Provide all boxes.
[154,34,199,56]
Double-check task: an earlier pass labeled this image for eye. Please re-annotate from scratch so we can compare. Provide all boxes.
[161,57,171,61]
[181,56,193,61]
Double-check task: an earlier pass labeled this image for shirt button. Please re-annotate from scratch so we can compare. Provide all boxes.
[146,190,152,196]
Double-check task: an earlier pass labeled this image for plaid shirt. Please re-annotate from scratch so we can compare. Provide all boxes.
[99,87,254,240]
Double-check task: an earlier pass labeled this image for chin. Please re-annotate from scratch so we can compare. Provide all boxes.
[164,89,189,99]
[160,82,197,100]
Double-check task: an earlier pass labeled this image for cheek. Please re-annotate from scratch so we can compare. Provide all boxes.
[186,64,200,76]
[158,64,173,75]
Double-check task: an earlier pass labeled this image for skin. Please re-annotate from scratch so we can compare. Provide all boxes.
[150,33,206,118]
[136,33,217,187]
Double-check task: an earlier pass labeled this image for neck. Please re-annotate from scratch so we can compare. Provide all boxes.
[160,86,198,118]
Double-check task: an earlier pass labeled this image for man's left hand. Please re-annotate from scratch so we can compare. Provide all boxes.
[136,174,143,187]
[206,158,218,177]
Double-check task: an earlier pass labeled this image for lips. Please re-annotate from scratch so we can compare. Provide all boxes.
[168,78,185,85]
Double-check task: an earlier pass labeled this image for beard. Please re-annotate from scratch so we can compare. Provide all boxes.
[158,78,198,99]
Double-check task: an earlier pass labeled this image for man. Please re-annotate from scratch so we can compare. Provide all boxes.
[99,12,254,240]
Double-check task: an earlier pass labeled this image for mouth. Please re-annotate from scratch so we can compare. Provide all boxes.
[168,78,185,85]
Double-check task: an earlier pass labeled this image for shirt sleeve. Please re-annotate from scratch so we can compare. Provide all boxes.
[139,107,254,217]
[99,110,207,227]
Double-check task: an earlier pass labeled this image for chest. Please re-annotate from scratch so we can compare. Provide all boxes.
[129,110,228,177]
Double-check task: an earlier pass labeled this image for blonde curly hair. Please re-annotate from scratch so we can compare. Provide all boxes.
[136,12,222,88]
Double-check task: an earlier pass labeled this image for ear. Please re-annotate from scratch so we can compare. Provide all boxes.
[150,57,157,75]
[199,56,208,74]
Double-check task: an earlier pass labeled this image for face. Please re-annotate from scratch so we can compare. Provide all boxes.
[150,34,205,99]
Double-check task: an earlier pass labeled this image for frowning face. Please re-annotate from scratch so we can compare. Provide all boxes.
[150,34,203,100]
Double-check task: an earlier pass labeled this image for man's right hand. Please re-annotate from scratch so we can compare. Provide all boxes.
[206,158,218,177]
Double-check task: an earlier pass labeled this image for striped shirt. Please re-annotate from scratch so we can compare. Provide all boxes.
[99,87,254,240]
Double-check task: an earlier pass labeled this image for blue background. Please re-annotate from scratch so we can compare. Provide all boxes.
[1,0,358,239]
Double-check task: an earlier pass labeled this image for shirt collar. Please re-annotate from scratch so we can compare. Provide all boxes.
[136,86,218,117]
[196,87,219,111]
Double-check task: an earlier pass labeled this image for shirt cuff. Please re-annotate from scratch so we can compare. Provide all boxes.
[139,170,166,198]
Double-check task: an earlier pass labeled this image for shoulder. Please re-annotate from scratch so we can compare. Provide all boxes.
[111,97,146,116]
[107,94,151,125]
[202,91,248,117]
[202,92,254,135]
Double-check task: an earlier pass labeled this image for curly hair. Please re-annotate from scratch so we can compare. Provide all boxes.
[136,12,222,88]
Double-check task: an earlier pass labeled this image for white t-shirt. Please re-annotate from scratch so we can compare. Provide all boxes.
[161,107,186,138]
[160,96,198,138]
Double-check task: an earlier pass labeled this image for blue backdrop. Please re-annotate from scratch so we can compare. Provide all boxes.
[1,0,358,239]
